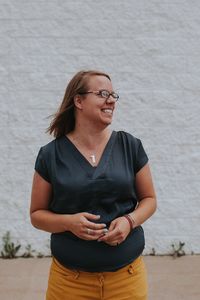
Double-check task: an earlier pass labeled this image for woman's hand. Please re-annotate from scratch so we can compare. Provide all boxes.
[68,212,108,240]
[97,216,131,246]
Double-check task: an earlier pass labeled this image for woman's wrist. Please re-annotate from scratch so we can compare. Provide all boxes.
[124,214,137,231]
[60,214,72,232]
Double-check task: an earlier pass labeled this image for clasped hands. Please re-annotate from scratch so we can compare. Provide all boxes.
[69,212,131,246]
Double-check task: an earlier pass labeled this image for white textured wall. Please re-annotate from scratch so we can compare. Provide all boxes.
[0,0,200,256]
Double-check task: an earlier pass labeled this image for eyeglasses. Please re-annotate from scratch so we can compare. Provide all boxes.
[79,90,119,102]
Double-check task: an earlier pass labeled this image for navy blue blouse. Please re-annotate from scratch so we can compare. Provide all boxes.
[35,131,148,272]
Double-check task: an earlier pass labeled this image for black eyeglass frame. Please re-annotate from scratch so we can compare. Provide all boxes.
[79,90,119,101]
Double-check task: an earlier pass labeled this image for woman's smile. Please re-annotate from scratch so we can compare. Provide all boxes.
[101,108,113,115]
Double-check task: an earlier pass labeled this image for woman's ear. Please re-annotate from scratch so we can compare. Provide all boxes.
[74,95,83,110]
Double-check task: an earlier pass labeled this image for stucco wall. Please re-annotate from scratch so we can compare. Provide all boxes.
[0,0,200,256]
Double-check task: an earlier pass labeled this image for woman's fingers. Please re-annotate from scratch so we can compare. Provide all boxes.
[85,227,108,240]
[69,212,108,240]
[98,217,130,243]
[98,227,119,242]
[84,219,107,230]
[108,220,116,231]
[83,212,101,220]
[71,214,130,242]
[105,241,120,246]
[82,213,107,230]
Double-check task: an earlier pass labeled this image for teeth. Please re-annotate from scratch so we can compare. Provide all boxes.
[102,109,112,114]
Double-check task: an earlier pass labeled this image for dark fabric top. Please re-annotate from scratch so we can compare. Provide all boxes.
[34,130,148,272]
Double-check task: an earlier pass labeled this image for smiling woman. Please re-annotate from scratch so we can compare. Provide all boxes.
[72,74,116,131]
[30,70,157,300]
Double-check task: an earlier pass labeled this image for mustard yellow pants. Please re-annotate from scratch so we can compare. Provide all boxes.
[46,256,148,300]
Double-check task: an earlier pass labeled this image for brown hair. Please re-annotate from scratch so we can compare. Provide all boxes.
[46,70,111,138]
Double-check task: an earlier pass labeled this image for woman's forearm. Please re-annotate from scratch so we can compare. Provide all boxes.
[30,210,72,233]
[130,197,157,227]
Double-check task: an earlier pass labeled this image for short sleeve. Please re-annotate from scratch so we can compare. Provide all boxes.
[34,147,51,183]
[135,139,149,173]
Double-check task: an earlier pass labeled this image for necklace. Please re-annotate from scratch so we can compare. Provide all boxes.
[89,154,96,164]
[67,132,111,166]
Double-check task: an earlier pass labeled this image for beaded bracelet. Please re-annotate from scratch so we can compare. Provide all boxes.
[124,214,136,231]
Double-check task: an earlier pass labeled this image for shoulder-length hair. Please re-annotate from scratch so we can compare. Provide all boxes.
[47,70,111,138]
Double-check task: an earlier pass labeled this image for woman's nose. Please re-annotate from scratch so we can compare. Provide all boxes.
[106,95,116,103]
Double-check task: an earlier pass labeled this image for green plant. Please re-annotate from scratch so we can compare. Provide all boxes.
[22,244,36,258]
[1,231,21,258]
[37,252,45,258]
[171,241,185,258]
[149,248,156,256]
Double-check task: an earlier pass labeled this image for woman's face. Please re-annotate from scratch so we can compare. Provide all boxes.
[78,75,117,127]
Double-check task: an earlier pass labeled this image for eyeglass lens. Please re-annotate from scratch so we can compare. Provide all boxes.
[100,90,119,100]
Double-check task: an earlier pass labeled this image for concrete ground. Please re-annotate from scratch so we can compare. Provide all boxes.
[0,255,199,300]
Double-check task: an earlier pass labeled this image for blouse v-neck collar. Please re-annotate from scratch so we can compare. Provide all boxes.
[63,131,117,179]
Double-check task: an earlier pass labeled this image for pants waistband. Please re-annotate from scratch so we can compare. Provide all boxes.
[52,255,143,278]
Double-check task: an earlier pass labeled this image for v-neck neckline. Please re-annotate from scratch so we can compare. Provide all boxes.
[63,131,117,178]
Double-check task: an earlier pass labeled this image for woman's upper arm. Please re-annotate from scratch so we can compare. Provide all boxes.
[135,163,156,201]
[30,171,52,214]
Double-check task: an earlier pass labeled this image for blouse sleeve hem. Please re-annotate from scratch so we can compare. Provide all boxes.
[135,157,149,173]
[34,168,51,183]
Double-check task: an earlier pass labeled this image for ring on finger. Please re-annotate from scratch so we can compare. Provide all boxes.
[87,228,91,235]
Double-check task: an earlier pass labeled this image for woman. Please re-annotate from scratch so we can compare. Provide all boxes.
[30,70,157,300]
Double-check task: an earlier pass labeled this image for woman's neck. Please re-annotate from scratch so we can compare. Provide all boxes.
[68,127,111,151]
